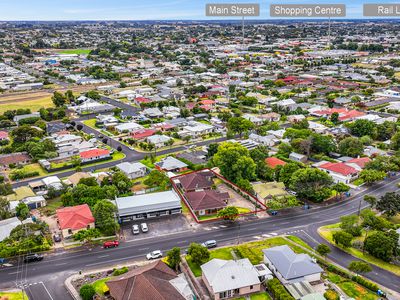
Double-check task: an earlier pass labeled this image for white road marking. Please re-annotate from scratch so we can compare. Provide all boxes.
[40,282,54,300]
[97,255,109,259]
[253,236,262,239]
[219,225,227,228]
[270,232,278,236]
[262,234,271,238]
[8,271,20,275]
[55,262,67,266]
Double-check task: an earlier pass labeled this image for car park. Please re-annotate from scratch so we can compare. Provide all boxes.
[103,240,119,248]
[141,223,148,233]
[146,250,162,260]
[24,254,44,263]
[132,224,140,235]
[201,240,217,249]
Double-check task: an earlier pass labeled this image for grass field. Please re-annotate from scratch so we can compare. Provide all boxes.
[57,49,91,55]
[0,96,53,114]
[238,293,272,300]
[0,291,29,300]
[319,224,400,276]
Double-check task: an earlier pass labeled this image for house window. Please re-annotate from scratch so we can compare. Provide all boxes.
[250,285,253,290]
[68,229,72,234]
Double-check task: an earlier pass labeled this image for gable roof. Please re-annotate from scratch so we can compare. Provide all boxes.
[106,260,185,300]
[79,148,110,159]
[56,204,95,230]
[178,171,214,191]
[201,258,260,293]
[0,217,21,242]
[185,190,229,211]
[263,245,323,281]
[347,157,370,168]
[155,156,187,171]
[319,162,358,176]
[265,157,287,169]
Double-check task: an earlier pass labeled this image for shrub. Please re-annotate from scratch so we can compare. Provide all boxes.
[112,266,128,276]
[235,246,259,265]
[80,284,95,300]
[324,289,340,300]
[267,278,295,300]
[351,276,379,292]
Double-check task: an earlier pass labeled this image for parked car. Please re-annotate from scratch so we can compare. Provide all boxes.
[132,224,140,235]
[267,210,278,216]
[141,223,148,233]
[146,250,162,260]
[53,234,61,242]
[201,240,217,249]
[103,240,119,248]
[24,254,44,263]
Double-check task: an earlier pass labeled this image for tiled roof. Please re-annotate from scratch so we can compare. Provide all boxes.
[131,129,156,139]
[56,204,94,230]
[265,157,287,169]
[106,260,185,300]
[79,148,110,159]
[319,162,358,176]
[347,157,370,168]
[185,190,229,211]
[0,152,30,165]
[178,171,213,191]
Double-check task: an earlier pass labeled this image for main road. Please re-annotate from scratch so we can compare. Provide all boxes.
[1,175,400,300]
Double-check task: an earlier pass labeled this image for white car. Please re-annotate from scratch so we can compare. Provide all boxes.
[146,250,163,260]
[141,223,148,233]
[132,224,140,235]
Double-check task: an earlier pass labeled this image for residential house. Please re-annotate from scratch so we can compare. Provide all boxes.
[115,190,182,221]
[64,172,92,186]
[13,112,40,124]
[275,99,296,111]
[162,106,181,118]
[130,128,156,141]
[263,245,323,284]
[201,258,263,300]
[179,121,214,138]
[106,260,193,300]
[146,135,172,148]
[260,112,281,122]
[116,162,148,179]
[249,133,278,147]
[176,151,208,166]
[184,190,229,216]
[289,152,307,163]
[142,107,163,118]
[0,152,31,169]
[56,204,95,238]
[79,148,111,163]
[243,114,263,126]
[0,217,22,242]
[42,176,64,190]
[0,131,9,140]
[22,196,46,210]
[155,156,188,172]
[115,122,143,133]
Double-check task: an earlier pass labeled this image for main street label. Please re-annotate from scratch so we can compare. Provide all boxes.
[270,4,346,17]
[206,3,260,17]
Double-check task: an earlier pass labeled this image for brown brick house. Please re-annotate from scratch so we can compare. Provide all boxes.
[185,190,230,216]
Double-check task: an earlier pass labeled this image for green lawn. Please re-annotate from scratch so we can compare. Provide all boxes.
[238,293,272,300]
[0,291,29,300]
[319,224,400,276]
[326,272,378,300]
[0,96,53,114]
[39,198,63,216]
[57,49,91,55]
[83,119,97,129]
[19,163,47,176]
[92,278,111,296]
[286,235,313,251]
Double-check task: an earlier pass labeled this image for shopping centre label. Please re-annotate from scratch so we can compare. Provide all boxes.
[206,3,260,17]
[270,4,346,17]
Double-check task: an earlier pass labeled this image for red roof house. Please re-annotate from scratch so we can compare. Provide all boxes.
[56,204,95,237]
[317,157,369,184]
[265,157,287,169]
[0,131,9,140]
[130,128,156,140]
[185,190,230,216]
[79,148,111,162]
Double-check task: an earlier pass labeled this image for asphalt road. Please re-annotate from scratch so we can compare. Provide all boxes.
[2,175,400,299]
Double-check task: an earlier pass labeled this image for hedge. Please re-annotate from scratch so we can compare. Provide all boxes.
[235,246,260,265]
[267,278,295,300]
[351,275,379,292]
[112,266,129,276]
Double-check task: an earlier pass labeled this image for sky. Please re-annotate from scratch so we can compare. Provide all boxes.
[0,0,399,20]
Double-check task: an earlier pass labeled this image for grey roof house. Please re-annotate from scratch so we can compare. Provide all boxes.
[263,245,323,284]
[116,162,148,179]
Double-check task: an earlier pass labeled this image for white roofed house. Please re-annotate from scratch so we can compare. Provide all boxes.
[201,258,265,300]
[146,135,172,148]
[0,217,22,242]
[155,156,188,172]
[179,121,214,138]
[275,99,296,111]
[116,162,148,179]
[249,133,278,147]
[115,122,143,133]
[242,114,264,126]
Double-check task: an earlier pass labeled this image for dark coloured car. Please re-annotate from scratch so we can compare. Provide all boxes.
[53,234,62,242]
[23,254,44,263]
[267,210,278,216]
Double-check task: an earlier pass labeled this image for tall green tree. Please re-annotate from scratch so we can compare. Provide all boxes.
[348,261,372,275]
[289,168,333,202]
[187,243,210,265]
[52,91,67,107]
[217,206,239,222]
[338,137,363,157]
[166,247,181,271]
[111,171,133,194]
[16,202,29,220]
[376,192,400,217]
[316,244,331,258]
[332,231,353,248]
[359,169,386,185]
[93,200,118,236]
[364,231,399,262]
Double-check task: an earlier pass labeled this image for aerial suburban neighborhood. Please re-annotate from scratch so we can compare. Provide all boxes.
[0,1,400,300]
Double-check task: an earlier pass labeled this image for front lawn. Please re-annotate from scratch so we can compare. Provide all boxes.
[83,119,97,129]
[39,198,63,216]
[19,163,47,176]
[326,272,378,300]
[319,224,400,276]
[0,291,29,300]
[57,49,91,55]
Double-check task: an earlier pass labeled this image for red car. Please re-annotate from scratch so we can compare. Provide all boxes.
[103,240,119,248]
